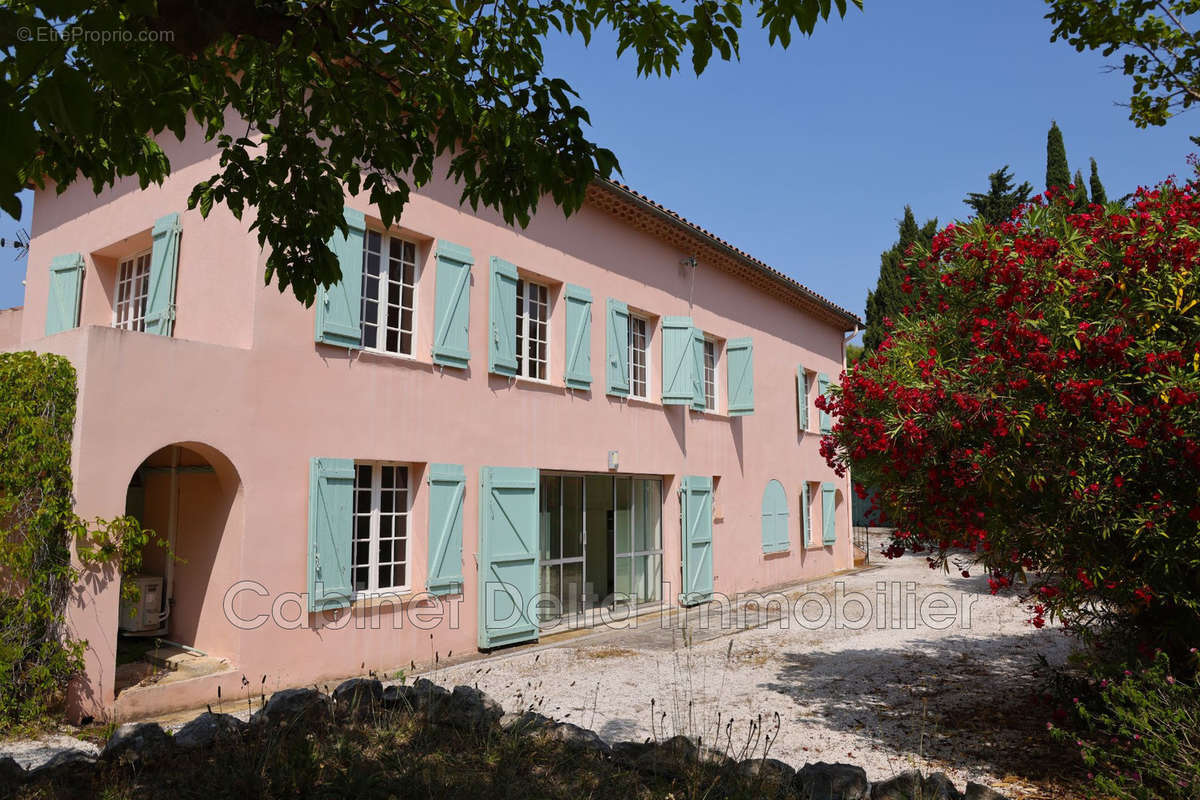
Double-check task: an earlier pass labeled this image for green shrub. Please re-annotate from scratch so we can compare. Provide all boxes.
[0,351,147,731]
[1055,650,1200,799]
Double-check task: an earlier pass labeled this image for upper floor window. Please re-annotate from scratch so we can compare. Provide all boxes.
[361,230,417,356]
[702,338,718,411]
[352,462,410,595]
[114,251,152,332]
[515,278,549,380]
[628,314,650,400]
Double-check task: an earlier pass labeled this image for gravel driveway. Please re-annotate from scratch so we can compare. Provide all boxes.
[432,552,1077,795]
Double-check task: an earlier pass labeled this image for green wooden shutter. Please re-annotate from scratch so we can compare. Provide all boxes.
[727,337,754,415]
[801,483,812,547]
[45,253,84,335]
[564,285,592,389]
[605,298,629,396]
[797,366,809,432]
[478,466,540,648]
[680,475,714,605]
[661,316,694,405]
[315,208,366,348]
[690,328,706,410]
[761,479,790,553]
[144,212,182,336]
[488,257,519,376]
[307,457,355,612]
[821,481,837,545]
[427,464,466,596]
[817,373,833,433]
[431,241,473,368]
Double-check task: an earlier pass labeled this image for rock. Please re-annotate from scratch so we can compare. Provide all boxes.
[794,762,870,800]
[965,783,1009,800]
[0,756,26,790]
[500,710,554,733]
[440,685,503,732]
[28,749,97,786]
[738,756,797,783]
[252,687,333,731]
[633,735,699,779]
[611,740,656,763]
[332,678,384,718]
[409,678,451,713]
[102,722,172,764]
[546,722,611,753]
[382,683,419,711]
[922,772,964,800]
[871,770,923,799]
[174,712,247,750]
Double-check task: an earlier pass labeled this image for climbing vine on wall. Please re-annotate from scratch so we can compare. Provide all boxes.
[0,352,149,730]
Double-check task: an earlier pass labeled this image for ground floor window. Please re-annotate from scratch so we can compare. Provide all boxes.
[538,473,662,622]
[352,463,410,594]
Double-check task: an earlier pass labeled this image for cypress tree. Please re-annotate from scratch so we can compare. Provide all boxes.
[1089,157,1108,205]
[863,206,937,352]
[1072,169,1089,206]
[1046,121,1071,193]
[964,166,1034,224]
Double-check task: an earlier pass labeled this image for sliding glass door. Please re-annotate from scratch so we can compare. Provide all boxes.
[538,473,663,625]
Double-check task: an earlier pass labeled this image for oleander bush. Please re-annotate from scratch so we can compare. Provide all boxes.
[819,177,1200,657]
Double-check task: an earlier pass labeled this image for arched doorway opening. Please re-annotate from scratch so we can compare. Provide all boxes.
[115,442,243,693]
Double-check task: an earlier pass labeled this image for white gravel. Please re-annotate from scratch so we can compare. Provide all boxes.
[430,552,1076,793]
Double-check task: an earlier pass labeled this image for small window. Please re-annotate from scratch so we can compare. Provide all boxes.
[352,462,410,595]
[702,338,718,411]
[360,230,418,356]
[516,278,549,380]
[114,251,152,332]
[628,314,650,400]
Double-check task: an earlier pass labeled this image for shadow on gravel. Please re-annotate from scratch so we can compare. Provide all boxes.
[760,633,1084,785]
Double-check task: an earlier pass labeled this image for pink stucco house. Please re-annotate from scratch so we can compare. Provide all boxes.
[2,129,858,722]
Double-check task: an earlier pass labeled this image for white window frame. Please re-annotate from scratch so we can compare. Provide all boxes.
[803,369,816,432]
[628,314,651,400]
[360,230,419,358]
[702,337,718,412]
[113,250,152,332]
[515,278,550,381]
[351,462,411,597]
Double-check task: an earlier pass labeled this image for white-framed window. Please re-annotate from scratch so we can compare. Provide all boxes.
[114,251,152,332]
[702,338,718,411]
[628,314,650,400]
[515,278,549,380]
[351,462,410,595]
[360,230,418,356]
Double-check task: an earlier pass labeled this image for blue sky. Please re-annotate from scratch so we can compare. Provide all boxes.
[1,0,1195,319]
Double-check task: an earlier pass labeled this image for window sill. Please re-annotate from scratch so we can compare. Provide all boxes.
[690,407,727,419]
[624,395,661,410]
[351,589,414,608]
[354,348,429,366]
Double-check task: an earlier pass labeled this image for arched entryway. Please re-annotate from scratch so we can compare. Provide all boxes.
[116,442,243,691]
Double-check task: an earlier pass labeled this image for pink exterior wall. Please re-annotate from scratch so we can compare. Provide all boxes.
[0,307,22,349]
[13,131,856,721]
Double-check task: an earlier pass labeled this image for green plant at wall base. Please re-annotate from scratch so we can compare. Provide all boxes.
[0,352,149,729]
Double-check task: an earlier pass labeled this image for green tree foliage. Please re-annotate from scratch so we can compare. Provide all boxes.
[963,165,1034,224]
[1090,157,1109,205]
[1073,168,1090,206]
[1046,120,1071,191]
[0,353,149,730]
[2,0,860,306]
[863,206,937,352]
[1046,0,1200,127]
[821,180,1200,659]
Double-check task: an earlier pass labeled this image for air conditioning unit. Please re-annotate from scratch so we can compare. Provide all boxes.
[118,576,164,634]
